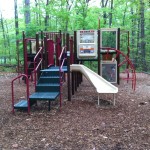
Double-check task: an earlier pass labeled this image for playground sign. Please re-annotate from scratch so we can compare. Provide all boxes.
[77,30,98,59]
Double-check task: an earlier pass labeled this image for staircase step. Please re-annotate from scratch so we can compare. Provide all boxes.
[40,76,59,78]
[14,100,28,109]
[41,70,59,76]
[14,100,36,110]
[41,66,67,76]
[43,66,67,71]
[38,76,60,84]
[36,83,60,92]
[29,92,60,101]
[54,66,67,72]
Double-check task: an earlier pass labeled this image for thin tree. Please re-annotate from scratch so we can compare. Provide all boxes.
[65,0,75,31]
[0,11,7,63]
[122,1,127,26]
[24,0,31,35]
[14,0,20,68]
[45,0,49,31]
[109,0,113,27]
[35,0,39,25]
[130,7,135,59]
[4,19,11,62]
[140,0,146,71]
[101,0,109,25]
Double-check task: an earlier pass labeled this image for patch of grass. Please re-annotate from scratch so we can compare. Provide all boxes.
[0,66,16,73]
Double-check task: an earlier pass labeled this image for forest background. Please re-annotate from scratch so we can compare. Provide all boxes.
[0,0,149,72]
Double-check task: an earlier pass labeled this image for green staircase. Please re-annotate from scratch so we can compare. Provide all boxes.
[13,66,67,111]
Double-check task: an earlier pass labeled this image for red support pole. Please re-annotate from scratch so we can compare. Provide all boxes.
[24,39,28,77]
[47,39,55,66]
[69,37,74,64]
[56,37,61,66]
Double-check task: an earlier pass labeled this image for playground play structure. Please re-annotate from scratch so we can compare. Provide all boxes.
[12,28,136,114]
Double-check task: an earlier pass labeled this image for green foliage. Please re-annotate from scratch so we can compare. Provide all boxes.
[0,0,149,72]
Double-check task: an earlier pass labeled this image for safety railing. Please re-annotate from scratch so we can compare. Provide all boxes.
[23,38,36,78]
[100,47,136,90]
[59,46,66,66]
[58,46,67,107]
[11,74,30,114]
[33,47,43,90]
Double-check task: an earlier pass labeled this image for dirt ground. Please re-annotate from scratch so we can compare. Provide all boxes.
[0,72,150,150]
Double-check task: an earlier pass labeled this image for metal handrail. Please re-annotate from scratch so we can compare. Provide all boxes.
[60,58,67,72]
[34,47,43,62]
[58,46,66,61]
[33,47,43,90]
[11,74,30,114]
[48,64,54,68]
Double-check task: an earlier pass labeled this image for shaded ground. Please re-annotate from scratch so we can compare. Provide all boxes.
[0,72,150,150]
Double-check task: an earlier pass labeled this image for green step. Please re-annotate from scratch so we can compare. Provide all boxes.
[43,66,67,72]
[14,100,36,110]
[36,83,60,92]
[41,71,59,76]
[29,92,60,101]
[38,76,60,84]
[41,66,67,76]
[14,100,28,109]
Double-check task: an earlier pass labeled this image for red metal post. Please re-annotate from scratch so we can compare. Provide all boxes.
[47,39,55,67]
[69,37,74,64]
[56,37,61,66]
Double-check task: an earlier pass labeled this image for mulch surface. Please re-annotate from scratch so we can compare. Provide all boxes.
[0,72,150,150]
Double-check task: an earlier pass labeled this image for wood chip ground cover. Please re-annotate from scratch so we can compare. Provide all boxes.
[0,73,149,150]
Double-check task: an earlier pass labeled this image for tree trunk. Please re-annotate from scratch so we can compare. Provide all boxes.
[5,20,11,62]
[140,0,146,71]
[24,0,31,25]
[14,0,19,36]
[24,0,31,36]
[130,7,135,59]
[122,1,127,26]
[140,0,145,55]
[38,0,42,26]
[35,0,39,25]
[0,12,7,64]
[45,0,49,31]
[101,0,109,25]
[109,0,113,27]
[137,17,140,56]
[14,0,19,66]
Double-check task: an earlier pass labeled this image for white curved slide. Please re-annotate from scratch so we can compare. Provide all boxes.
[70,64,118,105]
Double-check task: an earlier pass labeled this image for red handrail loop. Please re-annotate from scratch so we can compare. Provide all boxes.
[11,74,30,114]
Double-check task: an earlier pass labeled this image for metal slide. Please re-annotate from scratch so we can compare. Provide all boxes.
[70,64,118,105]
